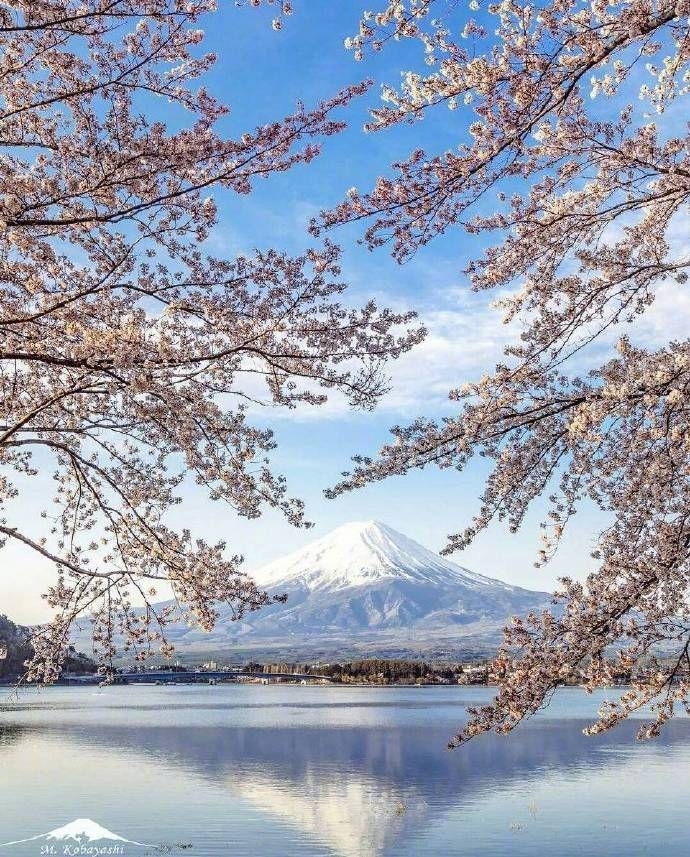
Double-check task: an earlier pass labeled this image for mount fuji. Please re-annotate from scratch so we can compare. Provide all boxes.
[0,818,151,849]
[45,819,129,843]
[125,520,553,659]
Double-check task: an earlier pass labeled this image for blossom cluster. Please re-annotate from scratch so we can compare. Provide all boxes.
[0,0,422,680]
[322,0,690,740]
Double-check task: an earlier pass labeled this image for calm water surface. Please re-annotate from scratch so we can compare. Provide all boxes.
[0,684,688,856]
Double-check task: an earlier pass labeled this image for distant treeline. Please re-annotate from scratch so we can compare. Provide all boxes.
[0,615,97,680]
[246,655,687,688]
[246,659,469,684]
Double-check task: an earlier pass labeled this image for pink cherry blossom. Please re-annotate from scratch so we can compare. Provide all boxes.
[321,0,690,741]
[0,1,423,682]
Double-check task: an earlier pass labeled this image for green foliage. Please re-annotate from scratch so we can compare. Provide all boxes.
[0,615,96,680]
[0,615,33,679]
[310,658,462,684]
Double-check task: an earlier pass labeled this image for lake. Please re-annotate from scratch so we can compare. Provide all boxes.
[0,685,688,856]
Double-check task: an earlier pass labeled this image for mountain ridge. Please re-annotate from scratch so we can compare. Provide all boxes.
[70,520,553,659]
[253,520,518,593]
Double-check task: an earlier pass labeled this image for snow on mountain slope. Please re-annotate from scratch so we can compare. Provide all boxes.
[253,520,516,593]
[45,820,128,843]
[224,520,552,639]
[70,520,552,657]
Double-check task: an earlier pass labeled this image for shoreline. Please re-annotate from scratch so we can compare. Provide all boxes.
[0,679,631,690]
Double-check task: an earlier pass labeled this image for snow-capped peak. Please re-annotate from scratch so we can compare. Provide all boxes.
[252,520,514,593]
[0,819,153,850]
[45,819,128,842]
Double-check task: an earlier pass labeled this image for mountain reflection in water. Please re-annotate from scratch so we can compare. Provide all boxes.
[0,685,688,857]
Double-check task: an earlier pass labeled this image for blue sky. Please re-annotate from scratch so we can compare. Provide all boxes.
[3,3,686,623]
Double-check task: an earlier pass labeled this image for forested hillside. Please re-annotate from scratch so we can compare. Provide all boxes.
[0,615,96,680]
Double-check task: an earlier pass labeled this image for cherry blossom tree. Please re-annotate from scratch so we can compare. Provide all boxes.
[318,0,690,740]
[0,0,424,680]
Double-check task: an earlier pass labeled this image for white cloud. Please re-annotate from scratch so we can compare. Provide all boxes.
[380,300,514,414]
